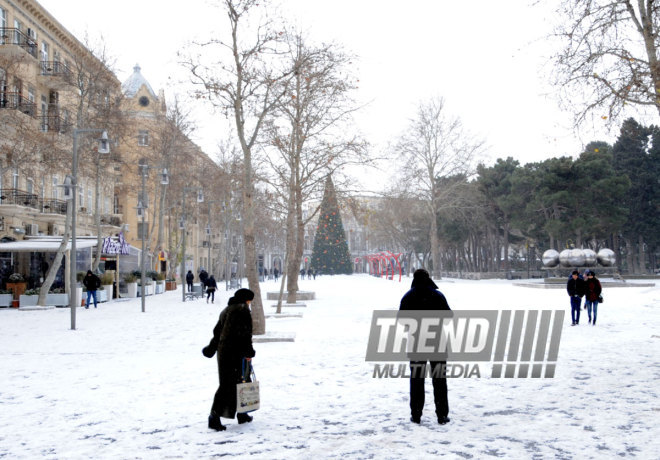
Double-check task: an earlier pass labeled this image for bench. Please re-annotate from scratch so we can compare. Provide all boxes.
[185,283,204,301]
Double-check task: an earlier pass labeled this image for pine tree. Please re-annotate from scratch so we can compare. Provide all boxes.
[311,176,353,275]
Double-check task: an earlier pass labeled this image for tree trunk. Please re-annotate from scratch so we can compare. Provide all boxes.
[638,234,646,273]
[38,204,72,305]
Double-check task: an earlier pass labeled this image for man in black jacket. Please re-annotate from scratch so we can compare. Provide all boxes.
[83,270,101,309]
[567,270,586,326]
[400,269,451,425]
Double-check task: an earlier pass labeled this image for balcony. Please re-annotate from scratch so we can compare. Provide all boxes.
[38,61,72,89]
[0,92,37,117]
[0,28,38,59]
[100,215,122,227]
[0,189,68,215]
[40,114,71,134]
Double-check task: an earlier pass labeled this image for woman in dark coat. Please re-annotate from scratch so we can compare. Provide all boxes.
[203,288,256,431]
[206,275,218,304]
[584,270,602,325]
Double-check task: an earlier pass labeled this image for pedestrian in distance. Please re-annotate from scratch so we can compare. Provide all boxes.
[300,268,305,280]
[83,270,101,309]
[567,270,586,326]
[307,268,312,279]
[199,268,209,289]
[186,270,194,293]
[273,267,279,281]
[399,268,451,425]
[584,270,602,325]
[206,275,218,304]
[203,288,256,431]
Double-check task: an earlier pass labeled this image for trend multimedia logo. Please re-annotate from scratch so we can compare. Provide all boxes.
[365,310,564,378]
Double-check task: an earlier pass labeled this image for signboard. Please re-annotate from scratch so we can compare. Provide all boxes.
[102,231,130,255]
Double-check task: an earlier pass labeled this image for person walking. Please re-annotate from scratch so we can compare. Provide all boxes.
[399,268,451,425]
[199,268,209,289]
[203,288,256,431]
[273,267,279,281]
[584,270,602,325]
[567,270,586,326]
[206,275,218,304]
[186,270,194,293]
[83,270,101,309]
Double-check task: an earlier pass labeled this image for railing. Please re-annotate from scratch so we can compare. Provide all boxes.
[40,60,71,78]
[40,114,71,133]
[0,92,37,117]
[0,189,68,215]
[0,28,38,58]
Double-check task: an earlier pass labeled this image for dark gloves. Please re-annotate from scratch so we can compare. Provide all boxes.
[202,346,216,358]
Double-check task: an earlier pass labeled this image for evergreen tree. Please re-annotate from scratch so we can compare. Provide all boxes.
[311,176,353,275]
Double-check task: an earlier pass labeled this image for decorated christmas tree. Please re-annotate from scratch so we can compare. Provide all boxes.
[311,176,353,275]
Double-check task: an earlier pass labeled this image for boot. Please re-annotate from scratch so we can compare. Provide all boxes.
[237,413,253,424]
[208,414,226,431]
[437,415,450,425]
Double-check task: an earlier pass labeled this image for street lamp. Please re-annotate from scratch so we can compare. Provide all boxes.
[180,187,203,302]
[137,162,169,313]
[69,129,109,331]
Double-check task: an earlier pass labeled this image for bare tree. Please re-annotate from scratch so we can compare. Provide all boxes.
[552,0,660,126]
[263,33,367,303]
[182,0,296,334]
[393,97,484,278]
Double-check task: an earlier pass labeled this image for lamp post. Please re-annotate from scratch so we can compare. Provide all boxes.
[205,200,216,276]
[137,162,169,313]
[69,129,109,330]
[180,187,203,302]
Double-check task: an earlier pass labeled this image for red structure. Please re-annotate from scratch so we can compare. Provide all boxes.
[366,251,403,281]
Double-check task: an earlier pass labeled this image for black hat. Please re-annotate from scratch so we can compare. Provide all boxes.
[411,268,438,289]
[234,288,255,303]
[572,270,579,275]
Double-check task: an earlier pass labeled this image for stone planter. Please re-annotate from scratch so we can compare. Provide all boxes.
[0,293,14,307]
[19,294,38,307]
[155,281,165,294]
[126,282,138,298]
[138,284,154,296]
[46,293,69,307]
[165,280,177,291]
[102,285,113,301]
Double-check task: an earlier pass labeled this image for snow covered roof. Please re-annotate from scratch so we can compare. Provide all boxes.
[121,64,157,99]
[0,239,97,252]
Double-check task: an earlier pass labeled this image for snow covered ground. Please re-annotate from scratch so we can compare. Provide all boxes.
[1,274,659,459]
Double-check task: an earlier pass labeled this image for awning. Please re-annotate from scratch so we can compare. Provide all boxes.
[0,239,98,253]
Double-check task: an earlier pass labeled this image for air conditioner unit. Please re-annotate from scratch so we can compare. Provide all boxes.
[26,223,39,235]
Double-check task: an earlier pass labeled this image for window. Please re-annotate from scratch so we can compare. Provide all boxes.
[40,95,47,131]
[138,130,149,146]
[0,8,6,44]
[88,189,93,213]
[78,184,83,210]
[12,169,18,189]
[41,41,49,62]
[26,178,33,194]
[52,176,58,199]
[104,197,110,215]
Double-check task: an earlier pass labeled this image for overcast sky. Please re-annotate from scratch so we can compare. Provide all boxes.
[36,0,642,190]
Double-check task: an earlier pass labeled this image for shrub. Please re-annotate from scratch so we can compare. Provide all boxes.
[123,273,138,283]
[100,272,114,285]
[0,289,12,294]
[8,273,25,282]
[24,288,39,295]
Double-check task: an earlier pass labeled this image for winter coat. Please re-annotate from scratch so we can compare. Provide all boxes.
[585,277,602,302]
[400,277,451,312]
[203,301,255,418]
[199,270,209,286]
[83,273,101,291]
[206,277,218,292]
[186,271,194,283]
[567,277,586,297]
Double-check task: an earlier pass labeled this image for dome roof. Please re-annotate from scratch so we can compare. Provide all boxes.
[122,64,156,99]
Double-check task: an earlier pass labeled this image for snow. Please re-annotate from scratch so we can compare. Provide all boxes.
[1,275,659,459]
